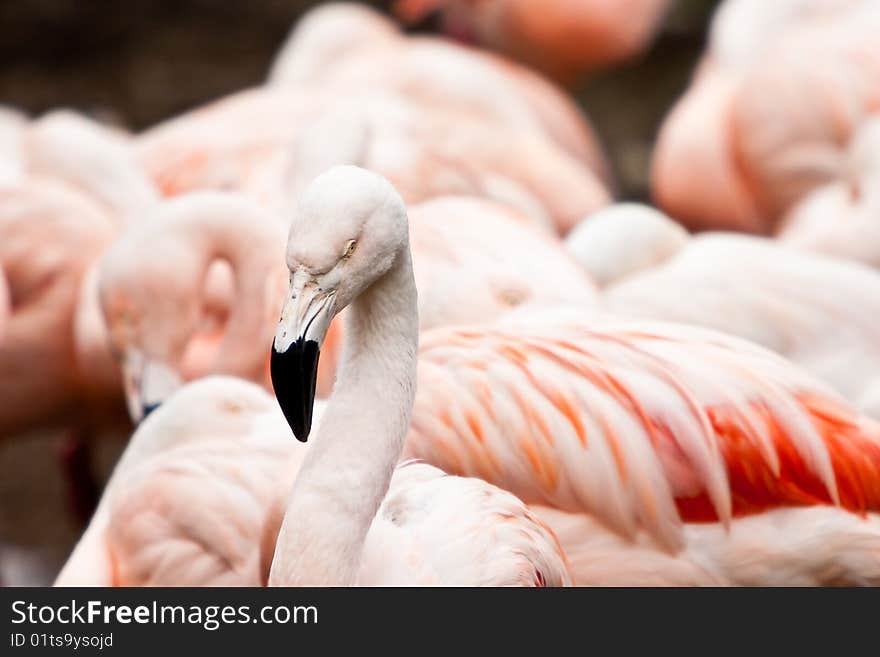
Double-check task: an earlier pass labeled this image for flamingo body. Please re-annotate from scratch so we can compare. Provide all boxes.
[652,0,880,233]
[393,0,672,83]
[604,233,880,412]
[0,178,115,435]
[406,318,880,584]
[56,377,305,586]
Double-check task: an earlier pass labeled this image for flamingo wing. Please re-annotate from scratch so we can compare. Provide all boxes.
[406,320,880,550]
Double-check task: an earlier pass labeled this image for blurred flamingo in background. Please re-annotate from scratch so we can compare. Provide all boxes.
[139,4,611,234]
[603,232,880,416]
[140,90,609,235]
[565,203,690,286]
[55,377,309,586]
[393,0,672,84]
[96,192,322,422]
[244,94,610,234]
[652,0,880,234]
[22,111,162,412]
[781,117,880,268]
[0,179,116,438]
[269,3,609,176]
[407,196,597,328]
[0,177,121,526]
[0,112,162,530]
[25,111,158,225]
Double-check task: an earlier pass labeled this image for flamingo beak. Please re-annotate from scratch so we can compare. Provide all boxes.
[121,348,184,423]
[271,283,336,442]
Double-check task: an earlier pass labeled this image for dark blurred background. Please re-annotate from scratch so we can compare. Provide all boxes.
[0,0,720,200]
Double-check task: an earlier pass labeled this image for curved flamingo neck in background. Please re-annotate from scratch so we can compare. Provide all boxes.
[270,247,419,586]
[179,208,286,381]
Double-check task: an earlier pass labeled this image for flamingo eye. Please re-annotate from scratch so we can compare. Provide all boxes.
[342,239,357,259]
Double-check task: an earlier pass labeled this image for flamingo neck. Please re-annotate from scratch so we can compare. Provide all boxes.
[270,249,418,586]
[182,212,285,381]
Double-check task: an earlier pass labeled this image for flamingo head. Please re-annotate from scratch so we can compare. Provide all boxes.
[272,165,408,441]
[99,222,200,424]
[100,192,283,423]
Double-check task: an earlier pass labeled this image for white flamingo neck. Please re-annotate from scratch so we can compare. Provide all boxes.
[271,248,419,586]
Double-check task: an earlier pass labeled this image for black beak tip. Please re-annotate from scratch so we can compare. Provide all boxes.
[271,338,320,444]
[141,402,160,421]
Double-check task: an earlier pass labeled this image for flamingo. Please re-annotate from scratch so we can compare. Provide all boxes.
[95,191,342,422]
[0,109,163,417]
[392,0,673,84]
[603,232,880,416]
[265,166,880,585]
[1,112,163,524]
[98,190,595,421]
[268,165,570,586]
[55,377,308,586]
[244,93,610,234]
[139,90,609,235]
[23,111,164,417]
[407,315,880,585]
[268,3,609,177]
[652,0,880,233]
[406,196,597,328]
[58,168,573,587]
[564,203,690,286]
[0,178,117,437]
[25,111,158,224]
[781,117,880,268]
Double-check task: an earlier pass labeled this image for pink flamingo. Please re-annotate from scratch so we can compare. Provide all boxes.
[96,191,342,422]
[408,317,880,585]
[268,167,880,585]
[139,90,608,235]
[652,0,880,233]
[781,117,880,267]
[393,0,672,84]
[55,377,310,586]
[268,3,608,176]
[0,178,117,437]
[67,167,880,586]
[270,168,880,584]
[139,6,610,234]
[1,112,162,523]
[243,93,609,234]
[603,232,880,416]
[97,188,596,421]
[59,168,574,586]
[268,165,569,585]
[408,196,597,328]
[25,111,157,224]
